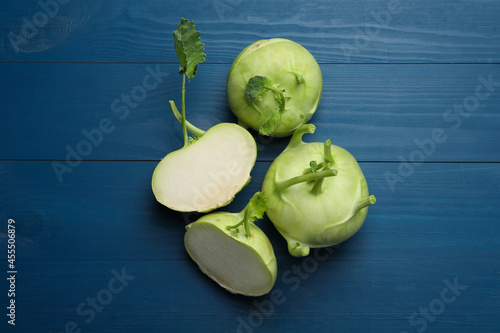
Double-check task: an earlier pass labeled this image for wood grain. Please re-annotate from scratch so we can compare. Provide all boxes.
[1,0,499,63]
[0,1,499,332]
[1,63,499,163]
[1,160,499,332]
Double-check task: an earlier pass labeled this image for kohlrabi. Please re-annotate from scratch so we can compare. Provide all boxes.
[152,18,257,213]
[184,192,277,296]
[261,124,376,257]
[226,38,323,137]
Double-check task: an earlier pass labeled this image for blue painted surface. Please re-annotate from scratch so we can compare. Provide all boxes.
[0,1,499,332]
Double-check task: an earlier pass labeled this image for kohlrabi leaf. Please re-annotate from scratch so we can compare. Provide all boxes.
[245,76,286,136]
[245,192,268,224]
[173,18,206,79]
[226,192,268,237]
[259,111,281,136]
[245,76,274,101]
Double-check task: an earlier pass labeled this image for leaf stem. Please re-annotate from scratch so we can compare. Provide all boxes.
[324,139,335,164]
[181,74,188,147]
[276,169,338,192]
[310,177,325,195]
[354,195,377,213]
[226,192,267,237]
[169,101,206,139]
[286,124,316,151]
[226,204,253,237]
[268,85,286,114]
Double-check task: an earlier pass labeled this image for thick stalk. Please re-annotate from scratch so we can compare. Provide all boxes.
[324,139,335,164]
[354,195,377,213]
[310,177,325,195]
[276,169,337,193]
[286,124,316,151]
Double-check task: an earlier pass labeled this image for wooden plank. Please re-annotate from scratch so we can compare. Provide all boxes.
[0,0,499,63]
[1,63,499,162]
[1,258,497,332]
[1,161,498,262]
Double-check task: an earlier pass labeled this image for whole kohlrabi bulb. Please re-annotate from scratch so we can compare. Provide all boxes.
[226,38,323,137]
[261,124,376,257]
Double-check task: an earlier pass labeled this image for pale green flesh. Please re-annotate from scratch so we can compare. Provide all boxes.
[152,123,256,212]
[185,220,277,297]
[227,38,322,137]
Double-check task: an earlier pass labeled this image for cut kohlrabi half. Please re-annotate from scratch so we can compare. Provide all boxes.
[262,124,376,257]
[184,192,277,296]
[151,18,257,212]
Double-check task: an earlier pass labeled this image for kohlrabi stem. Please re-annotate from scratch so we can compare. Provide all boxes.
[307,140,336,195]
[311,177,325,195]
[169,100,206,139]
[268,86,286,114]
[288,70,305,84]
[226,192,267,237]
[286,124,316,151]
[276,169,338,192]
[324,139,335,164]
[354,195,377,213]
[181,74,188,147]
[226,205,252,237]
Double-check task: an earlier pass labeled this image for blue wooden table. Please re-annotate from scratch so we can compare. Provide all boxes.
[1,1,499,332]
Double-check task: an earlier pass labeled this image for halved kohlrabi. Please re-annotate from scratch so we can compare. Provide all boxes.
[262,124,376,257]
[226,38,323,137]
[184,192,277,296]
[152,18,257,213]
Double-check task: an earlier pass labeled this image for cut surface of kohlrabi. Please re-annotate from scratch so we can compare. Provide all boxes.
[152,121,256,212]
[261,124,376,257]
[184,192,277,296]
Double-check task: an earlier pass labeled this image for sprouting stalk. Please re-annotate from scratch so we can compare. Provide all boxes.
[286,124,316,151]
[226,192,267,237]
[276,169,337,193]
[302,140,336,195]
[169,100,206,139]
[310,176,325,195]
[324,139,335,165]
[353,195,377,213]
[288,70,305,84]
[226,209,251,236]
[308,140,336,194]
[325,195,377,230]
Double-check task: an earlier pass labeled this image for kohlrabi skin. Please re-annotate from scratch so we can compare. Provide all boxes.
[226,38,323,137]
[151,18,257,213]
[184,192,278,297]
[261,124,376,257]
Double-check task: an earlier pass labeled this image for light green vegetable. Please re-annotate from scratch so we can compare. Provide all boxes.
[152,18,257,212]
[262,124,376,257]
[184,192,277,296]
[226,38,323,137]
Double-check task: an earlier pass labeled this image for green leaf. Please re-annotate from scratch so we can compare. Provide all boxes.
[259,110,281,136]
[173,18,206,79]
[245,75,287,136]
[245,192,268,224]
[226,192,268,237]
[245,76,274,101]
